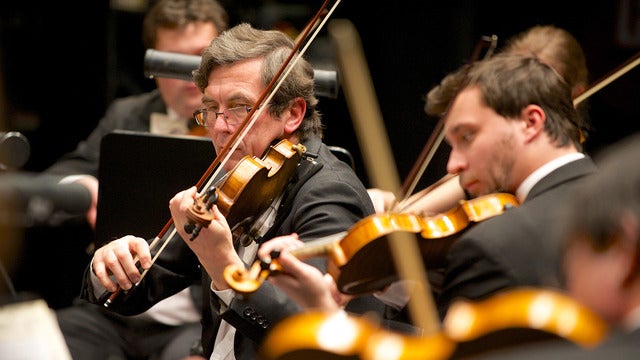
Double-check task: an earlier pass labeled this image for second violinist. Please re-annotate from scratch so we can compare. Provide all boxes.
[257,50,596,353]
[79,23,387,360]
[368,25,590,218]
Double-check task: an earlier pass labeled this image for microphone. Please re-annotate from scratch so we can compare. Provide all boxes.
[0,132,30,171]
[0,173,92,227]
[144,49,340,99]
[144,50,200,82]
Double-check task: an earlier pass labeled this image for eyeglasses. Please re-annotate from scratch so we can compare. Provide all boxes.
[193,105,252,127]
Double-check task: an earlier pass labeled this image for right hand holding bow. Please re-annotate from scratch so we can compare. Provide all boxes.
[91,235,153,293]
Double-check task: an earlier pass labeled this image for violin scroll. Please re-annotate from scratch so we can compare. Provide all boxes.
[184,186,219,240]
[224,250,284,296]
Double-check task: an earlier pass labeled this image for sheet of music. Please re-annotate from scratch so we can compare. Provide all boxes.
[0,299,71,360]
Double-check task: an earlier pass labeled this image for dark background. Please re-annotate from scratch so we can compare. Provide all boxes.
[2,0,639,308]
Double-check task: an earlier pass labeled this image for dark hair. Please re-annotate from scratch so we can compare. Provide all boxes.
[465,53,584,151]
[142,0,229,49]
[426,26,590,145]
[502,25,590,139]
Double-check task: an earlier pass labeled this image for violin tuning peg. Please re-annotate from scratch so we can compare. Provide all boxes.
[184,222,196,234]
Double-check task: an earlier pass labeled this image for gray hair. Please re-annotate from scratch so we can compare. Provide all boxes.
[193,23,323,140]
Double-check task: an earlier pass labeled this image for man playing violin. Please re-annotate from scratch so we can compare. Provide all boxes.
[78,23,385,360]
[433,52,593,316]
[368,24,592,318]
[368,25,590,218]
[259,52,596,341]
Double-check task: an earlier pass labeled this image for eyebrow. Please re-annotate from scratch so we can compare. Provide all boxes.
[202,94,252,106]
[444,121,462,137]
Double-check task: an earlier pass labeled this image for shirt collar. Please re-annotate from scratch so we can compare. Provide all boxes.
[516,152,585,202]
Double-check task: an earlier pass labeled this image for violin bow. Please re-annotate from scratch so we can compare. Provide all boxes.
[395,35,498,209]
[573,49,640,106]
[329,18,440,335]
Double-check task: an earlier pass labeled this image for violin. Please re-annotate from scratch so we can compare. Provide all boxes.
[102,140,307,308]
[224,192,519,296]
[444,287,608,351]
[259,309,456,360]
[259,287,609,360]
[183,139,306,245]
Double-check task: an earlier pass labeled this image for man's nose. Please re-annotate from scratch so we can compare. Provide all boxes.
[446,149,466,174]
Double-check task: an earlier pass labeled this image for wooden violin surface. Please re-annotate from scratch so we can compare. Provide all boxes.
[224,193,520,296]
[259,310,456,360]
[259,287,609,360]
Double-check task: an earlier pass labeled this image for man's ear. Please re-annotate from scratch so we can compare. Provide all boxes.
[283,97,305,133]
[521,104,545,143]
[620,211,640,287]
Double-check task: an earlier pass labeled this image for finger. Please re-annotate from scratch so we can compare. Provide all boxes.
[275,250,316,279]
[169,186,196,209]
[209,204,229,228]
[169,191,184,209]
[324,273,350,306]
[109,236,148,286]
[91,249,119,292]
[258,234,300,259]
[129,236,153,269]
[182,186,198,208]
[101,245,133,290]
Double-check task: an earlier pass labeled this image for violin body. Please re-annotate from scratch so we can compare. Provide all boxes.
[444,287,608,349]
[185,139,306,245]
[224,192,519,296]
[334,193,519,294]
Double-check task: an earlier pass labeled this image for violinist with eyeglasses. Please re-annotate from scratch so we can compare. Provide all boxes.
[78,23,388,360]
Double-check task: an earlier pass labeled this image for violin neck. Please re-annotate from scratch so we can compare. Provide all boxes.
[291,231,348,259]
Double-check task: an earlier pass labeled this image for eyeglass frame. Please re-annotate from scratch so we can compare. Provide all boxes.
[193,105,253,128]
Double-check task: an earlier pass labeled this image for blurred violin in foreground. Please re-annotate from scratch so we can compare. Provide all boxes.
[259,287,609,360]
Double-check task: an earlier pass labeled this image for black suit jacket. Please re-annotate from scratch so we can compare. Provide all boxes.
[80,135,385,359]
[437,157,598,317]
